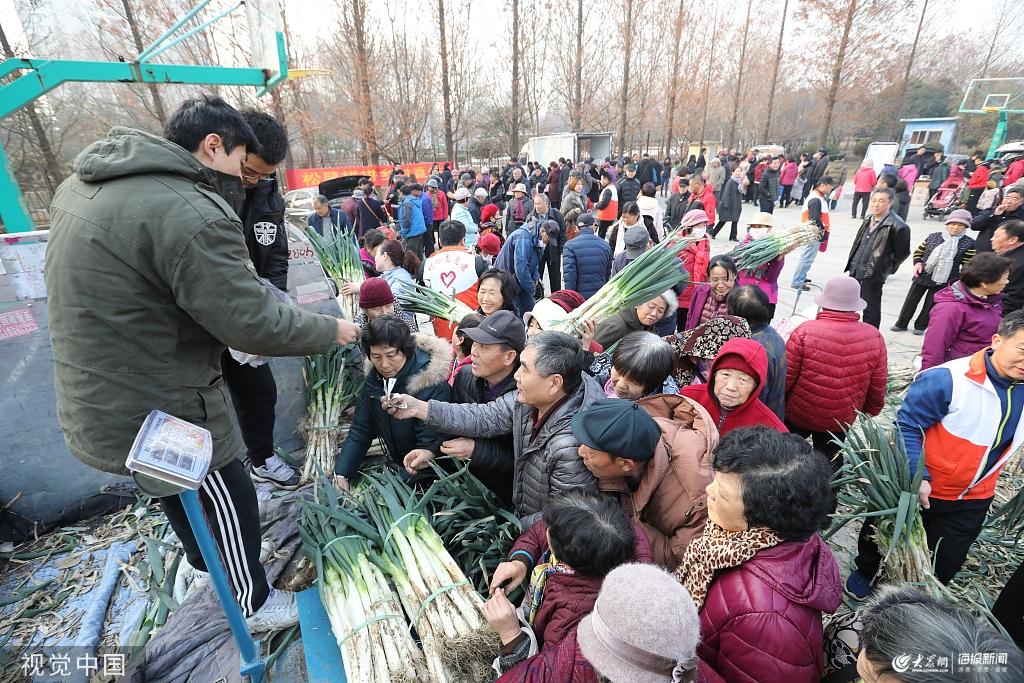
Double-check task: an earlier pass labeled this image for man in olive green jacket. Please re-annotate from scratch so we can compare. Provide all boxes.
[45,96,360,632]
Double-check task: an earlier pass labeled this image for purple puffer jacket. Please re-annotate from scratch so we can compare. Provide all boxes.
[920,281,1003,370]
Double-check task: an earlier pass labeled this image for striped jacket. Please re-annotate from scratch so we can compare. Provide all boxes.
[900,349,1024,501]
[911,232,975,288]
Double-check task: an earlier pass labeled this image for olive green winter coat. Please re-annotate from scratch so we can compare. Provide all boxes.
[45,128,338,496]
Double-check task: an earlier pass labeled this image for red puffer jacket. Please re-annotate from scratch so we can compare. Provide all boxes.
[784,310,888,433]
[697,535,842,683]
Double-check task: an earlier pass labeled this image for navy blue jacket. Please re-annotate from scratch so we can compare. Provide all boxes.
[495,220,544,296]
[307,206,351,236]
[562,227,612,299]
[751,323,787,422]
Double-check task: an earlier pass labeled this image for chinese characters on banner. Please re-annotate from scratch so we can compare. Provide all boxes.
[284,161,455,191]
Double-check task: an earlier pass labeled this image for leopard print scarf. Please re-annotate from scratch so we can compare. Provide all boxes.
[675,520,784,611]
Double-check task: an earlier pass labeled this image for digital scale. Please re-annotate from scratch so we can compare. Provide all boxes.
[125,411,265,683]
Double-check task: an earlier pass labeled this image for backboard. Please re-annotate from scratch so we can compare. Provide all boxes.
[245,0,285,83]
[960,77,1024,114]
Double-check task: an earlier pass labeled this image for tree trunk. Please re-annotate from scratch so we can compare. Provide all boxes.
[269,85,295,175]
[0,23,64,192]
[762,0,789,143]
[663,0,685,159]
[511,0,521,157]
[350,0,379,165]
[121,0,167,125]
[617,0,634,157]
[891,0,928,136]
[697,0,720,151]
[436,0,455,164]
[726,0,753,148]
[819,0,857,148]
[571,0,584,131]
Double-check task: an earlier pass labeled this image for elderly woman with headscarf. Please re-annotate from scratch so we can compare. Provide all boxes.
[676,427,840,682]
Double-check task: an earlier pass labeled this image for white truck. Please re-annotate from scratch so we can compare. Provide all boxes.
[518,132,614,163]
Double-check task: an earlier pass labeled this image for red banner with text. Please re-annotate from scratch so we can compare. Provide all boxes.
[285,162,455,191]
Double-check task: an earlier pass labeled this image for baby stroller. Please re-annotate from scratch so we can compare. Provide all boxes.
[923,177,965,220]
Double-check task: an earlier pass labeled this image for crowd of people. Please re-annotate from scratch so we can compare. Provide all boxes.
[42,93,1024,682]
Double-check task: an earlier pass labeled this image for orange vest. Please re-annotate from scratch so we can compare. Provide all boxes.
[595,183,619,221]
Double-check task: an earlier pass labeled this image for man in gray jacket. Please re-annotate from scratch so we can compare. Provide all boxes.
[388,331,601,524]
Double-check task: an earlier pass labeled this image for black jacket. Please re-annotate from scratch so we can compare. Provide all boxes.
[617,177,642,212]
[239,177,288,291]
[972,205,1024,252]
[846,211,912,281]
[758,167,781,202]
[637,158,655,185]
[452,365,517,504]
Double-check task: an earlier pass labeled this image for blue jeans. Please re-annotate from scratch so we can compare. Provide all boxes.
[791,240,820,287]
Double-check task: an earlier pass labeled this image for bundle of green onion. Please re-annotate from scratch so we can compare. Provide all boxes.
[396,282,475,325]
[552,233,693,337]
[300,468,500,682]
[827,414,933,585]
[300,484,427,682]
[729,221,821,271]
[300,344,365,484]
[307,224,365,322]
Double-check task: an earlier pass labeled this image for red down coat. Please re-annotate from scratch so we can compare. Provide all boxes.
[784,310,888,433]
[697,534,842,683]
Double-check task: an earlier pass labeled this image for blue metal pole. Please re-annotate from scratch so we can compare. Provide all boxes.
[179,489,265,683]
[137,0,216,63]
[0,144,33,233]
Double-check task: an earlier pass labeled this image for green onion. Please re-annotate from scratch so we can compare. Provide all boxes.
[300,344,365,484]
[729,221,821,271]
[553,233,695,337]
[307,224,365,322]
[300,468,501,682]
[396,282,475,324]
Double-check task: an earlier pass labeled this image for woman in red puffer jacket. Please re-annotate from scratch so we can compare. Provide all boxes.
[676,427,841,683]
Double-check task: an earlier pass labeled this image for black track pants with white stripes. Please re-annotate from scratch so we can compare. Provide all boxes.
[159,458,270,616]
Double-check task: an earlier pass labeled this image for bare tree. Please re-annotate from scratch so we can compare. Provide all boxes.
[0,22,65,192]
[662,0,685,158]
[617,0,636,156]
[726,0,753,148]
[762,0,789,143]
[118,0,168,125]
[338,0,379,164]
[697,0,721,150]
[511,0,522,156]
[818,0,856,147]
[571,0,584,130]
[890,0,929,136]
[435,0,455,163]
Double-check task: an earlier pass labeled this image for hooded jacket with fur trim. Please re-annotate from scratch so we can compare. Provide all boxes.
[680,338,787,436]
[335,334,453,478]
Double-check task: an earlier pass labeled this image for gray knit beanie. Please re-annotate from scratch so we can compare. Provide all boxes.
[578,563,700,682]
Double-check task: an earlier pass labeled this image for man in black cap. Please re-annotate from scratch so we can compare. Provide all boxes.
[616,163,642,217]
[572,396,714,569]
[443,310,526,503]
[612,224,651,276]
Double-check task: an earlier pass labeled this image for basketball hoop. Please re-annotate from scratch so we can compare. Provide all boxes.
[984,106,1002,113]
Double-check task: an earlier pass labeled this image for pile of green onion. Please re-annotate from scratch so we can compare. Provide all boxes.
[396,282,475,325]
[300,468,500,682]
[827,414,933,585]
[307,224,365,322]
[299,344,365,484]
[728,221,821,270]
[552,233,693,337]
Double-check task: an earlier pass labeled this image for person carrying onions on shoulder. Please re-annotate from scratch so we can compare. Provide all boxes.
[483,491,651,676]
[736,211,785,321]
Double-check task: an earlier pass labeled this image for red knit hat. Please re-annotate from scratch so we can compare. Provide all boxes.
[480,204,499,223]
[549,289,585,312]
[359,277,394,309]
[478,232,501,256]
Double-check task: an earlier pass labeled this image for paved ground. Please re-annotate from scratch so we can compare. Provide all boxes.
[701,190,936,367]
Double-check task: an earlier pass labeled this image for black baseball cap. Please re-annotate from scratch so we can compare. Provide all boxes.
[463,310,527,352]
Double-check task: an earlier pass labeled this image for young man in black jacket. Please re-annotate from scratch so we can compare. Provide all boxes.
[226,109,299,488]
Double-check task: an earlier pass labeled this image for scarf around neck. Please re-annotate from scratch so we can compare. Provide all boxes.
[924,231,964,284]
[675,520,783,611]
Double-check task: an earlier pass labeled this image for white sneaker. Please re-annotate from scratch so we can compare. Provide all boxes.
[250,455,300,489]
[246,588,299,632]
